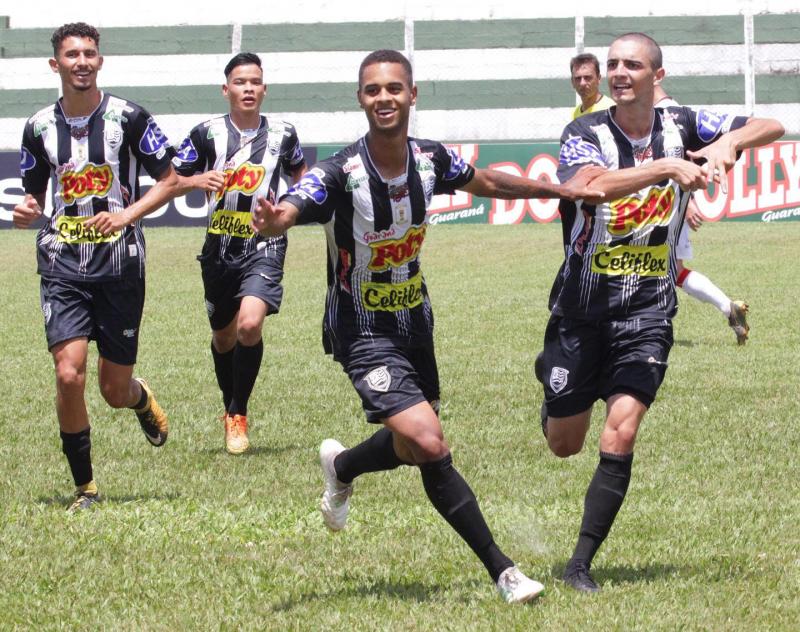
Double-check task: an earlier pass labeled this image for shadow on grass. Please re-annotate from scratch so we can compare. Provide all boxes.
[36,491,183,507]
[270,577,481,611]
[550,560,684,587]
[197,444,301,457]
[673,338,696,348]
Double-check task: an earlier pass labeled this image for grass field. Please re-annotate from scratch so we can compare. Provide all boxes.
[1,222,798,630]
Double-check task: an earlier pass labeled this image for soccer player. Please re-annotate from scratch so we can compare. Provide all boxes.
[570,53,615,120]
[14,23,180,512]
[173,53,307,454]
[541,33,783,592]
[653,85,750,344]
[252,49,603,604]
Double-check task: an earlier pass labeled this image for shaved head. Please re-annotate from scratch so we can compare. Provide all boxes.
[611,32,662,70]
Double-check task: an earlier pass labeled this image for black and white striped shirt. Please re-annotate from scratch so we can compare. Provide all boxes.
[553,105,748,319]
[20,92,173,281]
[283,136,474,348]
[174,114,305,266]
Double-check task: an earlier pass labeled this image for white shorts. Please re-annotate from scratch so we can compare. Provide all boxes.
[676,223,693,260]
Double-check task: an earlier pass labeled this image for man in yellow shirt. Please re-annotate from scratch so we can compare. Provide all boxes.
[570,53,615,119]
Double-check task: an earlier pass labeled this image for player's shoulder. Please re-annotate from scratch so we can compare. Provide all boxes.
[563,107,612,138]
[103,93,147,119]
[25,103,57,136]
[265,117,298,136]
[190,114,227,138]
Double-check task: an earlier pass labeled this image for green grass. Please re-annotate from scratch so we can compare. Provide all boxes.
[1,222,798,630]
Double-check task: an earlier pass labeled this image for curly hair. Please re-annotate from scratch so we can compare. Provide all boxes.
[51,22,100,56]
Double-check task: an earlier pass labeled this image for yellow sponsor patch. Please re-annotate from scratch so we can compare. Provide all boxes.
[591,244,669,277]
[361,274,424,312]
[208,209,255,238]
[56,215,121,244]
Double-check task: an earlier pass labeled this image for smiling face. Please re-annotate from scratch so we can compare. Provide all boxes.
[606,37,664,107]
[49,36,103,94]
[357,61,417,136]
[223,63,266,118]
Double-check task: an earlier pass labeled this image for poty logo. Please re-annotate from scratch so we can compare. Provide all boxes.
[368,225,426,271]
[215,162,266,200]
[20,147,36,173]
[288,168,328,205]
[608,187,674,236]
[696,109,729,143]
[59,164,113,205]
[444,147,468,181]
[560,136,604,167]
[139,119,169,155]
[175,137,198,163]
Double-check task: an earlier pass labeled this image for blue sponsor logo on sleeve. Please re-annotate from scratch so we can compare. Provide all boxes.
[139,119,169,155]
[290,143,305,164]
[175,137,198,163]
[287,168,328,205]
[20,147,36,174]
[559,136,604,167]
[696,109,729,143]
[444,147,468,181]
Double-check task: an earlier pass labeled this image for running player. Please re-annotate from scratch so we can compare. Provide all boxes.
[654,85,750,344]
[252,49,603,603]
[174,53,306,454]
[14,23,180,512]
[570,53,615,120]
[541,33,783,592]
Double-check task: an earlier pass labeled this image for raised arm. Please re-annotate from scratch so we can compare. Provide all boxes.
[251,197,300,237]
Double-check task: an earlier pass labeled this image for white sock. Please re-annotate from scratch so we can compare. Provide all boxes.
[680,271,731,316]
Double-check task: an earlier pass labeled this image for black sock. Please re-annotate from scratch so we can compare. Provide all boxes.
[229,340,263,416]
[334,427,405,484]
[211,343,235,411]
[570,451,634,566]
[61,428,93,488]
[130,382,148,410]
[419,454,513,582]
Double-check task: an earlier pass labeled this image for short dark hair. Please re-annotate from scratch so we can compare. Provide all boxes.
[612,32,663,70]
[358,49,413,89]
[570,53,601,76]
[224,52,262,79]
[51,22,100,56]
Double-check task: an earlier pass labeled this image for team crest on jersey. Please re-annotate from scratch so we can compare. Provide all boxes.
[364,366,392,393]
[367,225,426,271]
[443,147,468,180]
[60,163,114,205]
[20,147,36,173]
[549,367,569,394]
[215,162,266,200]
[139,118,169,156]
[105,126,122,149]
[696,109,729,142]
[608,186,674,236]
[175,137,198,163]
[560,136,604,167]
[289,168,328,205]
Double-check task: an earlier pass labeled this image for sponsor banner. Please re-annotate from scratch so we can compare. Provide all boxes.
[3,142,799,227]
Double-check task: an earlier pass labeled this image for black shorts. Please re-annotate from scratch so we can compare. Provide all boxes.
[336,337,440,423]
[200,245,286,331]
[540,315,674,417]
[39,276,145,365]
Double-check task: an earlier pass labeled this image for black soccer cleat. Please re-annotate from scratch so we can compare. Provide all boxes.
[563,560,600,593]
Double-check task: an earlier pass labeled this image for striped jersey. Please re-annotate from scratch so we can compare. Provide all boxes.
[20,92,173,281]
[282,136,474,347]
[174,115,305,266]
[553,105,748,319]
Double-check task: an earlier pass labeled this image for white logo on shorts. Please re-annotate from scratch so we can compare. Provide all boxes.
[42,302,52,325]
[205,299,215,317]
[364,366,391,393]
[259,272,273,282]
[549,367,570,394]
[128,245,138,257]
[123,328,137,338]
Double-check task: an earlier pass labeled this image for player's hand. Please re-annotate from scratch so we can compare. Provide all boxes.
[664,158,706,192]
[13,194,43,228]
[686,136,737,194]
[560,165,607,201]
[197,170,226,193]
[251,196,283,237]
[685,199,704,231]
[83,210,131,236]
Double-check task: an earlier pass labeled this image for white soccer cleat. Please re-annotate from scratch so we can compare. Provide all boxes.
[496,566,545,604]
[319,439,353,531]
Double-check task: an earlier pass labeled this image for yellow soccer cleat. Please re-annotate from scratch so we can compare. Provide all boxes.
[728,300,750,346]
[134,378,169,446]
[224,413,250,455]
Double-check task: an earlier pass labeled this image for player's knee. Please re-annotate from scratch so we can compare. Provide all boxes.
[547,434,584,458]
[236,318,263,346]
[54,362,85,393]
[407,432,449,464]
[98,380,130,409]
[211,330,236,353]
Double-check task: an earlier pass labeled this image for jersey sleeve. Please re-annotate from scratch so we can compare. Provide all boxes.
[281,159,341,225]
[172,125,207,176]
[556,119,606,182]
[432,143,475,195]
[126,106,174,179]
[20,121,51,194]
[280,124,306,173]
[679,106,749,154]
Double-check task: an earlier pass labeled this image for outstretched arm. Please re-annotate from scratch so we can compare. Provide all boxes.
[251,197,300,237]
[461,164,606,201]
[174,170,226,196]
